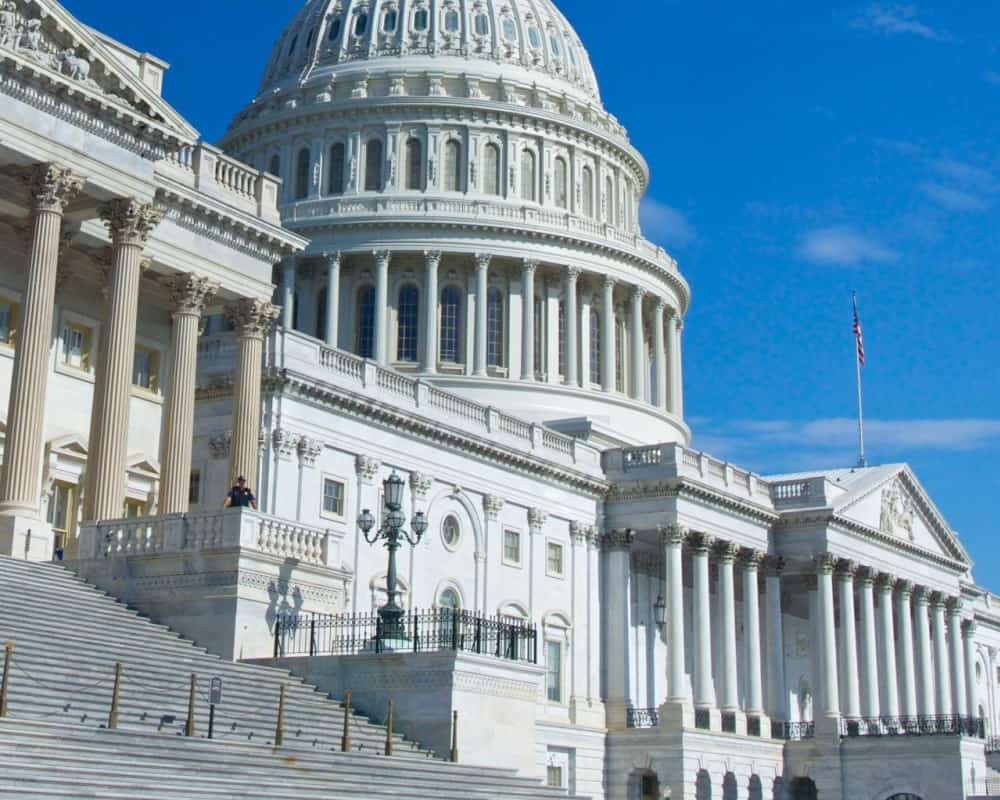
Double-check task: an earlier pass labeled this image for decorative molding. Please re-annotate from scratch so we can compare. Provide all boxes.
[99,198,162,246]
[355,454,381,483]
[527,507,547,533]
[601,529,634,552]
[483,494,504,521]
[297,436,323,467]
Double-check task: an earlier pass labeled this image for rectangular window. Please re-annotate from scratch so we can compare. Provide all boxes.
[546,541,564,577]
[188,470,201,505]
[124,499,145,518]
[322,478,345,517]
[61,322,92,371]
[546,640,562,702]
[133,346,160,392]
[0,300,18,347]
[502,528,521,565]
[546,766,563,788]
[46,482,75,553]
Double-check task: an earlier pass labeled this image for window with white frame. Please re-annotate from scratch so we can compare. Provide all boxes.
[0,298,18,347]
[545,639,563,702]
[439,286,462,363]
[589,308,601,384]
[546,541,564,578]
[396,285,419,362]
[482,143,501,196]
[61,321,93,371]
[502,528,521,566]
[546,766,564,788]
[486,287,504,367]
[322,477,345,518]
[132,345,160,392]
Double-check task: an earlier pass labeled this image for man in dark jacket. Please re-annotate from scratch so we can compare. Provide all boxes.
[224,476,257,510]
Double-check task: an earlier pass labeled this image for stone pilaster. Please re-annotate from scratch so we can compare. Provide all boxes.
[0,165,84,538]
[83,199,162,523]
[159,275,218,514]
[224,298,280,491]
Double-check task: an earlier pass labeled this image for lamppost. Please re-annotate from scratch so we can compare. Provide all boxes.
[357,471,428,642]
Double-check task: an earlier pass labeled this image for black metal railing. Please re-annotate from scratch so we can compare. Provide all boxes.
[773,720,816,741]
[747,715,762,737]
[694,708,711,730]
[841,714,985,739]
[986,735,1000,753]
[273,609,538,664]
[721,711,737,733]
[625,707,659,729]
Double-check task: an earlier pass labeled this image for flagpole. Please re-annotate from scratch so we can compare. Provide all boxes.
[853,291,867,468]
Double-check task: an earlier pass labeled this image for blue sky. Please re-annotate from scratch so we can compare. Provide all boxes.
[68,1,999,583]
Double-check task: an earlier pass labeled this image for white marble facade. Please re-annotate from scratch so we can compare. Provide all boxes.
[1,1,998,800]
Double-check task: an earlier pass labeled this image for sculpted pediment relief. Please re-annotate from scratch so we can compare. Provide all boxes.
[879,478,915,541]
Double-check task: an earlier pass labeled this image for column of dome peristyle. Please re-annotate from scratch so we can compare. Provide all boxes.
[600,277,615,393]
[0,164,84,559]
[564,267,579,386]
[159,275,218,515]
[373,250,390,365]
[421,251,440,373]
[473,253,490,377]
[667,311,684,417]
[83,199,162,523]
[628,288,644,400]
[225,298,280,491]
[323,251,341,348]
[652,300,667,410]
[520,259,538,381]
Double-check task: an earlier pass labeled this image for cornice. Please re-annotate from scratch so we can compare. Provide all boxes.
[606,477,778,526]
[819,513,969,573]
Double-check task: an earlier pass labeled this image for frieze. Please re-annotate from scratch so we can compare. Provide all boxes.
[157,200,297,264]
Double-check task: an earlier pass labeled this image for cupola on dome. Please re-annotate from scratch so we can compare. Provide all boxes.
[257,0,602,107]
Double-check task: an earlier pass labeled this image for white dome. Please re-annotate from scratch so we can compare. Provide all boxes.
[257,0,602,107]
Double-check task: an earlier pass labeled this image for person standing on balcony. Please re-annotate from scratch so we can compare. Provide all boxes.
[224,476,257,510]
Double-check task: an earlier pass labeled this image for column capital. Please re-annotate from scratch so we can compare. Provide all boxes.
[686,530,714,554]
[962,618,977,638]
[25,163,84,214]
[373,249,391,268]
[739,548,765,569]
[896,579,915,598]
[528,507,548,533]
[856,565,878,586]
[522,258,539,275]
[653,296,666,313]
[168,274,219,316]
[835,559,857,580]
[813,552,837,575]
[321,250,342,269]
[355,454,381,483]
[99,198,162,246]
[913,585,932,605]
[601,529,634,551]
[659,523,687,546]
[714,539,738,563]
[947,597,965,615]
[569,519,590,544]
[224,297,280,339]
[565,265,581,282]
[474,252,492,271]
[422,250,442,268]
[631,285,645,303]
[602,275,615,291]
[484,494,505,521]
[929,591,948,610]
[762,555,785,577]
[876,572,897,592]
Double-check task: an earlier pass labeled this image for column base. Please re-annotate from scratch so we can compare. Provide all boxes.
[604,698,630,731]
[815,712,843,740]
[0,513,55,562]
[719,708,748,735]
[569,697,606,728]
[658,699,694,730]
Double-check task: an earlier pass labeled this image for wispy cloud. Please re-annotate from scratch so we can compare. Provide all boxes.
[852,4,956,42]
[798,226,899,267]
[639,198,696,248]
[920,157,997,213]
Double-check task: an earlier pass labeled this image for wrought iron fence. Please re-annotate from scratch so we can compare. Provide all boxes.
[986,735,1000,754]
[773,720,816,741]
[841,714,985,738]
[625,707,659,729]
[721,712,737,733]
[694,708,711,730]
[747,715,762,738]
[273,609,538,664]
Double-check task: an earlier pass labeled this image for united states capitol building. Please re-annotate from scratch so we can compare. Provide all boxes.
[0,1,997,798]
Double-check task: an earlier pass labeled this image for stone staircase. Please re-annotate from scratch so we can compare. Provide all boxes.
[0,556,573,799]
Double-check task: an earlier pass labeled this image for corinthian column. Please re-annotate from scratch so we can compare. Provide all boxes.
[280,257,296,329]
[323,251,341,348]
[689,532,715,714]
[0,164,83,525]
[913,587,935,715]
[564,267,579,386]
[836,561,861,719]
[225,298,280,490]
[949,600,968,717]
[600,277,615,392]
[716,541,740,716]
[814,554,841,727]
[373,250,390,364]
[628,287,644,400]
[473,253,490,376]
[661,524,688,704]
[602,529,634,729]
[652,299,667,410]
[159,275,218,514]
[520,259,537,380]
[83,199,162,522]
[896,580,918,717]
[742,549,765,718]
[876,573,900,719]
[963,620,978,718]
[931,594,951,716]
[421,251,440,373]
[667,312,684,417]
[857,567,881,718]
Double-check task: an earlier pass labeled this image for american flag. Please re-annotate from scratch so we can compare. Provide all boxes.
[852,292,865,367]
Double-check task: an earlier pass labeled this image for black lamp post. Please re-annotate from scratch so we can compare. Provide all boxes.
[357,471,428,641]
[653,594,667,628]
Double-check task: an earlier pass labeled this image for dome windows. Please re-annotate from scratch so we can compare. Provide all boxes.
[382,9,398,33]
[328,143,346,195]
[441,515,461,549]
[520,149,537,202]
[413,7,430,32]
[353,11,369,38]
[549,33,561,58]
[327,16,342,41]
[482,143,501,196]
[501,17,516,42]
[443,140,462,192]
[443,9,460,33]
[404,138,423,190]
[486,288,505,367]
[527,25,541,50]
[439,286,462,362]
[473,13,490,36]
[581,166,594,218]
[554,156,568,209]
[364,139,384,191]
[397,285,419,362]
[295,147,311,200]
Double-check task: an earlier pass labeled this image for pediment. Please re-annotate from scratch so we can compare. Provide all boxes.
[126,452,159,477]
[0,0,196,140]
[47,432,88,458]
[836,465,969,565]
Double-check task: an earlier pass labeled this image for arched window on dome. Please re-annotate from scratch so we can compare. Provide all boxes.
[581,166,594,218]
[328,17,342,42]
[295,147,311,200]
[439,285,463,363]
[554,157,568,209]
[356,285,376,359]
[443,140,462,192]
[590,308,601,385]
[482,143,501,196]
[354,11,369,38]
[328,143,346,195]
[474,13,490,36]
[443,9,460,33]
[413,7,429,32]
[364,139,383,191]
[604,175,615,224]
[405,138,423,190]
[501,17,516,42]
[268,154,281,179]
[396,285,419,363]
[487,287,504,368]
[287,34,299,59]
[549,32,561,58]
[527,26,541,50]
[382,8,398,33]
[305,27,316,49]
[520,150,536,202]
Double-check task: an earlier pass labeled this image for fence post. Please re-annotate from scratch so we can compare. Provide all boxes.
[450,710,459,763]
[309,616,317,657]
[451,609,459,651]
[107,662,122,730]
[0,641,12,718]
[184,674,197,737]
[275,685,286,746]
[384,699,394,756]
[273,616,281,659]
[341,689,352,752]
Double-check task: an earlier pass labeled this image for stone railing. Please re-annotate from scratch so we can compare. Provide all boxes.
[770,476,831,508]
[77,508,341,569]
[160,142,282,224]
[284,195,676,274]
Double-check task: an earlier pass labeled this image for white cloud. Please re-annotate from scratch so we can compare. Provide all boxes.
[639,198,695,248]
[853,4,956,42]
[920,182,989,212]
[798,226,899,267]
[920,158,997,213]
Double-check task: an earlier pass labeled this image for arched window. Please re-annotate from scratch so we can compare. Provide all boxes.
[364,139,383,191]
[443,9,460,32]
[356,285,376,358]
[328,17,342,41]
[520,150,536,202]
[443,140,461,192]
[382,9,398,32]
[526,26,541,49]
[354,11,369,37]
[396,285,419,362]
[405,138,423,190]
[501,17,516,42]
[295,147,311,200]
[486,287,504,367]
[305,27,316,49]
[554,157,568,209]
[605,175,615,223]
[268,154,281,178]
[581,166,594,217]
[549,33,561,58]
[438,587,460,609]
[413,7,429,31]
[440,286,462,363]
[328,143,346,194]
[482,143,500,196]
[474,13,489,35]
[590,309,600,384]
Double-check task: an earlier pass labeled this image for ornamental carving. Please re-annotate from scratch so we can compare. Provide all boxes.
[659,523,687,546]
[483,494,504,521]
[25,163,84,214]
[879,479,916,541]
[601,529,634,551]
[208,431,231,459]
[271,429,300,461]
[355,455,381,483]
[168,273,218,316]
[527,507,547,532]
[409,472,432,499]
[224,297,280,339]
[297,437,323,467]
[99,199,162,246]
